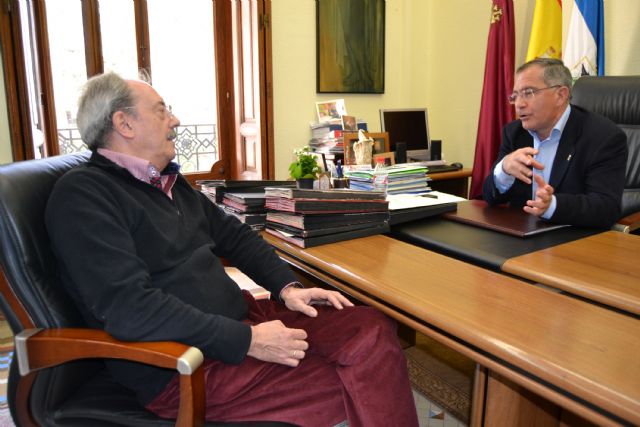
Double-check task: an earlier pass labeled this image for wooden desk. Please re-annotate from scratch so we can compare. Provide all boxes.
[503,231,640,316]
[264,233,640,426]
[428,168,471,198]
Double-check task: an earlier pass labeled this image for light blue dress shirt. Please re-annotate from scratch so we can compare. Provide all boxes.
[493,105,571,219]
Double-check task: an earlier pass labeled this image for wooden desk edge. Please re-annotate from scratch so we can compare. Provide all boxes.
[428,168,471,181]
[502,258,640,316]
[264,233,640,426]
[502,231,640,316]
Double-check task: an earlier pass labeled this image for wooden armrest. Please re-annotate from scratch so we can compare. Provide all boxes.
[15,328,205,427]
[613,211,640,233]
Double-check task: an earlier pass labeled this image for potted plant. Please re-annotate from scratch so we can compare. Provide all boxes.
[289,146,321,189]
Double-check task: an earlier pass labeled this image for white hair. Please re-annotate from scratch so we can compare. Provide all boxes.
[76,72,136,150]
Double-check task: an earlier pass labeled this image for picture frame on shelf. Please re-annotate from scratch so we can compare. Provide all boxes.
[373,152,396,167]
[341,115,357,131]
[343,132,390,165]
[316,99,347,123]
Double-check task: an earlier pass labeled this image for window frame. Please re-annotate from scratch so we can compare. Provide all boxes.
[0,0,274,181]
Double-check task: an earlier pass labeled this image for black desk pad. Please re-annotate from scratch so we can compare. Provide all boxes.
[390,217,603,271]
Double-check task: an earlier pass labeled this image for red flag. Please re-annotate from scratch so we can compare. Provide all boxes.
[469,0,515,199]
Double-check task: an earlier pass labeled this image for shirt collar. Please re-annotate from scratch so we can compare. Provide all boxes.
[97,148,180,194]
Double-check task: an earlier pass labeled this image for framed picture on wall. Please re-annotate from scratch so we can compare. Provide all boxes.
[316,0,385,93]
[343,132,390,165]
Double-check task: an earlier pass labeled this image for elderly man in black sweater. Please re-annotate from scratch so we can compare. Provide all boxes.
[45,72,418,427]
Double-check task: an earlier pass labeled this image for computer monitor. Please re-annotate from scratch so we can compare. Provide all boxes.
[380,108,430,160]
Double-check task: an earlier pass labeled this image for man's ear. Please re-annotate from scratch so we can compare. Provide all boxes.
[112,111,135,138]
[558,85,571,104]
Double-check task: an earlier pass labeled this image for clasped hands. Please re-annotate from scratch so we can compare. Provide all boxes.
[502,147,554,217]
[247,287,353,367]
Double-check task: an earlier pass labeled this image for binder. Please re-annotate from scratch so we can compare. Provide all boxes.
[443,200,570,237]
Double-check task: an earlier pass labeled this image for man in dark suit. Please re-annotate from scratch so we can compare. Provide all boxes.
[482,58,628,228]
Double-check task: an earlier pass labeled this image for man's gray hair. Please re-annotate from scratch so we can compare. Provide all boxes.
[517,58,573,97]
[76,72,135,150]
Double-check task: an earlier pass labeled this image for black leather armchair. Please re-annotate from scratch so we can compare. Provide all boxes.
[0,153,292,426]
[572,75,640,233]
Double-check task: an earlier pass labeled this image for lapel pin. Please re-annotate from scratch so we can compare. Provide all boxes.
[567,154,572,161]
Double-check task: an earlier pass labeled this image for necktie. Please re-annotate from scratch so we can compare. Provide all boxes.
[150,175,162,190]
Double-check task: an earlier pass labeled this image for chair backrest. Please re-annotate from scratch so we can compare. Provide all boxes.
[0,152,90,333]
[571,76,640,217]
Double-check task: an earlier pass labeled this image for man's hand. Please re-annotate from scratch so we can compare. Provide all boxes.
[502,147,544,184]
[281,286,354,318]
[247,320,308,367]
[524,174,554,217]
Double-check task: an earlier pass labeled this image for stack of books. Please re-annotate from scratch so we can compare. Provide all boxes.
[308,121,367,156]
[198,179,293,204]
[264,187,389,248]
[198,180,294,230]
[345,164,430,194]
[221,192,268,230]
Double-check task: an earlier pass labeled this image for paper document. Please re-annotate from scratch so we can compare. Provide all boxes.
[386,191,466,211]
[225,267,271,299]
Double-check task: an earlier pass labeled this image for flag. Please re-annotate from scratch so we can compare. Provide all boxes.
[526,0,562,60]
[563,0,604,79]
[470,0,515,200]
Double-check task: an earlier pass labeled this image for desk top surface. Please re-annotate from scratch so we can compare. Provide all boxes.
[390,216,600,271]
[503,231,640,316]
[265,233,640,424]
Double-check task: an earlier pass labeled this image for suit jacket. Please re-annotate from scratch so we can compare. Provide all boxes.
[482,105,628,228]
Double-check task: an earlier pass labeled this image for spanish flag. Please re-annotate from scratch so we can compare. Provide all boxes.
[526,0,562,60]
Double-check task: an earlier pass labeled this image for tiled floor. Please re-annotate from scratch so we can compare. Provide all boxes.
[413,389,467,427]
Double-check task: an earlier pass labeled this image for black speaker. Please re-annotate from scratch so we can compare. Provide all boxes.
[430,140,442,161]
[395,142,407,164]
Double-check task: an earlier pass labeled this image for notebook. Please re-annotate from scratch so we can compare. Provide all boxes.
[443,200,570,237]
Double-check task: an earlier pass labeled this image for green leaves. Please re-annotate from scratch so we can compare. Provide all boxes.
[289,147,321,179]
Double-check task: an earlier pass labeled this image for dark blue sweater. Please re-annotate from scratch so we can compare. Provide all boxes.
[45,152,297,403]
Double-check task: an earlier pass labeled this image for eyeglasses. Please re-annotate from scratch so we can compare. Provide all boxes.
[508,85,561,104]
[160,105,173,119]
[121,104,173,119]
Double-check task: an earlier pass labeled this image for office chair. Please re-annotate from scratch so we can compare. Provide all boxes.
[0,152,293,426]
[572,75,640,233]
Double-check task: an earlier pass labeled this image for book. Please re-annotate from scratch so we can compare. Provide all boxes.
[198,179,293,189]
[265,198,389,214]
[199,180,294,204]
[443,200,570,237]
[266,211,389,230]
[222,197,265,213]
[266,220,387,238]
[225,267,270,299]
[265,222,390,248]
[222,206,267,226]
[264,187,386,200]
[223,192,266,206]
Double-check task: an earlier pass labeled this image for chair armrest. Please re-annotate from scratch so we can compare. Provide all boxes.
[15,328,205,427]
[613,211,640,233]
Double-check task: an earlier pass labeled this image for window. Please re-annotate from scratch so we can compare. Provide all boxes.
[0,0,273,181]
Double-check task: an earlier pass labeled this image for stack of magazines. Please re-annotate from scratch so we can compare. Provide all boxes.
[198,180,294,230]
[345,164,430,194]
[221,192,268,230]
[264,187,389,248]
